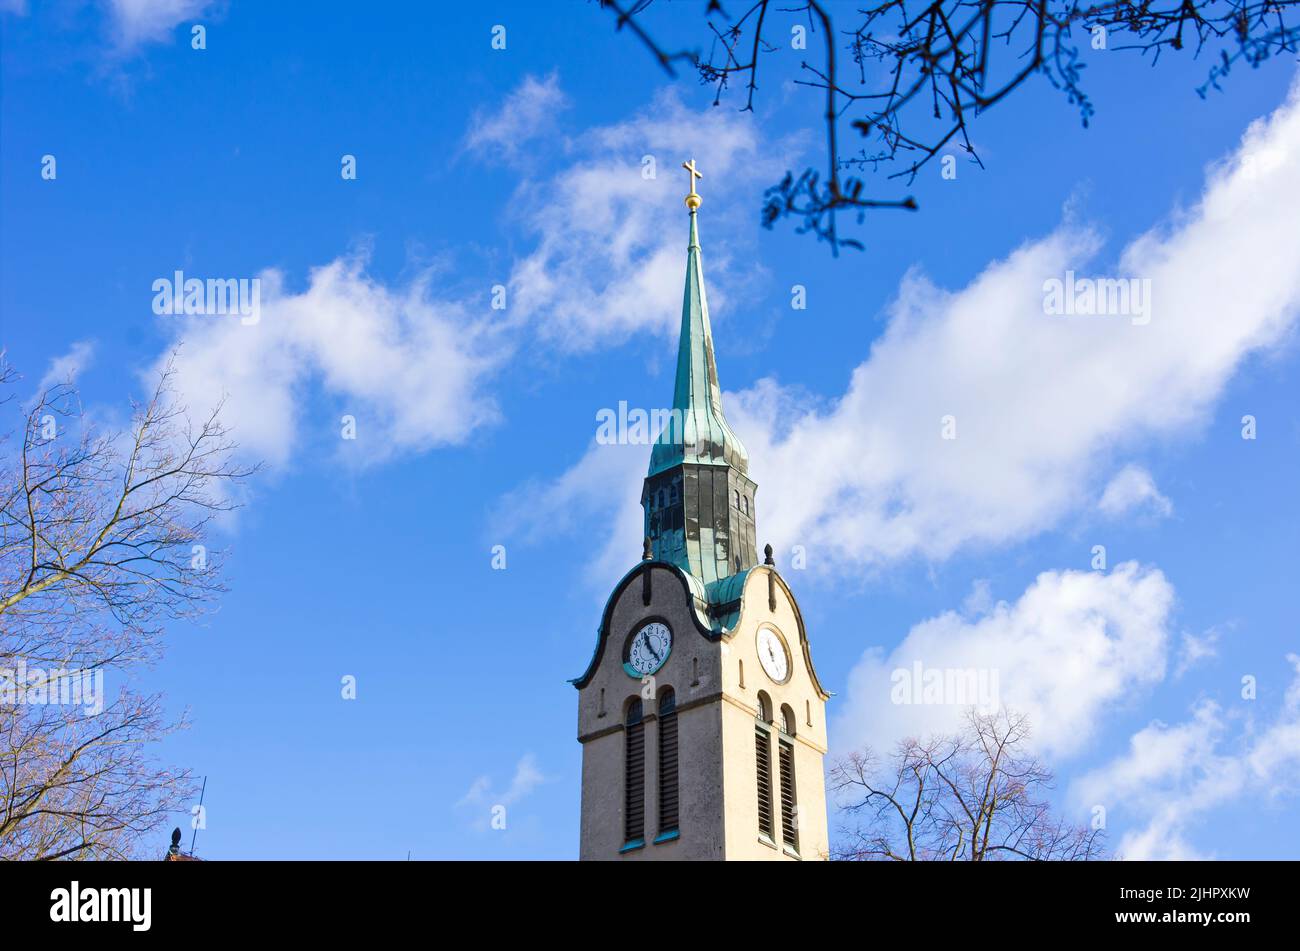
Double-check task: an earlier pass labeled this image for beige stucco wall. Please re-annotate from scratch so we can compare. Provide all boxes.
[577,563,828,861]
[718,568,829,861]
[578,565,726,860]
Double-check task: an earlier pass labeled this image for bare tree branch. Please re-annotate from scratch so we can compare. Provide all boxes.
[598,0,1300,252]
[0,356,256,860]
[828,708,1108,860]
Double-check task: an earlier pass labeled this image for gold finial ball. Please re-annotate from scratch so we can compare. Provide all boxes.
[681,159,703,211]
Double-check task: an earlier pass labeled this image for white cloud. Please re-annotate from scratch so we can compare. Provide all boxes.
[509,76,1300,584]
[1073,654,1300,859]
[832,563,1176,761]
[160,78,795,478]
[723,75,1300,571]
[462,72,568,164]
[485,78,804,573]
[1174,626,1222,677]
[1098,464,1173,518]
[456,753,547,829]
[501,84,799,350]
[36,340,95,393]
[105,0,214,50]
[156,253,505,469]
[494,439,648,589]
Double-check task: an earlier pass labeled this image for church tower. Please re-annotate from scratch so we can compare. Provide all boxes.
[571,162,830,861]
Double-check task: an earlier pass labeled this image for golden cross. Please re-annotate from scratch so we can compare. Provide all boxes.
[682,158,703,210]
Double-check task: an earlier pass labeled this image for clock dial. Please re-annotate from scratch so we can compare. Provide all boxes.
[757,627,790,683]
[625,621,672,677]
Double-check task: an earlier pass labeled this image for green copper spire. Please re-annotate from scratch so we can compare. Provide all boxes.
[647,209,750,477]
[641,175,759,587]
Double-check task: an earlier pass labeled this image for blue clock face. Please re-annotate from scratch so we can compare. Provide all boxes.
[626,621,672,677]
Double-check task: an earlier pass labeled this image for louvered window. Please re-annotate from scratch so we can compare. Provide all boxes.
[779,739,798,851]
[755,726,774,840]
[658,690,679,835]
[625,700,645,843]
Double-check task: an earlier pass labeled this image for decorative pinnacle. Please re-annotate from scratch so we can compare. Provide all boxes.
[682,158,703,211]
[763,543,774,566]
[643,537,654,560]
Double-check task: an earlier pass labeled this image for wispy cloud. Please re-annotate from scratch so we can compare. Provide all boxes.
[507,77,1300,584]
[1073,653,1300,859]
[495,83,800,350]
[1174,626,1223,677]
[36,340,95,394]
[104,0,217,52]
[456,754,548,831]
[1098,464,1173,519]
[494,439,648,588]
[150,76,800,478]
[731,66,1300,569]
[462,71,568,164]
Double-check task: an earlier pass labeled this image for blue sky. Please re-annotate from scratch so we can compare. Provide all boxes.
[2,1,1298,859]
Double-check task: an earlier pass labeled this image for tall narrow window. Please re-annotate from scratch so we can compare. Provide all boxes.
[658,690,679,836]
[778,739,799,852]
[781,704,796,737]
[755,725,774,841]
[625,699,645,844]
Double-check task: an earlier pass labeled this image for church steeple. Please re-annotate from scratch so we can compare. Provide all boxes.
[642,162,758,586]
[574,160,830,863]
[647,202,751,479]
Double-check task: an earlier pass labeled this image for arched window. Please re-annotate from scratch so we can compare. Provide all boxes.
[780,704,796,736]
[743,496,750,516]
[658,690,679,837]
[754,695,774,841]
[734,489,741,508]
[778,735,799,853]
[624,699,645,845]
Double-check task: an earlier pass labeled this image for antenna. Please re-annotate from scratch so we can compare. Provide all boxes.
[190,776,207,855]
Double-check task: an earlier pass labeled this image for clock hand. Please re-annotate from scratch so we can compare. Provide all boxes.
[645,635,662,664]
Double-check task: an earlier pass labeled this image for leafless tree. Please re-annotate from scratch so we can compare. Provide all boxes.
[829,708,1107,860]
[599,0,1300,251]
[0,356,254,859]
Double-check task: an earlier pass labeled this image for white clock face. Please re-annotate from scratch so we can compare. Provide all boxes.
[626,621,672,677]
[757,627,790,683]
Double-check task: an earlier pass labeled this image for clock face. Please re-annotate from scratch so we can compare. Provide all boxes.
[625,621,672,677]
[757,627,790,683]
